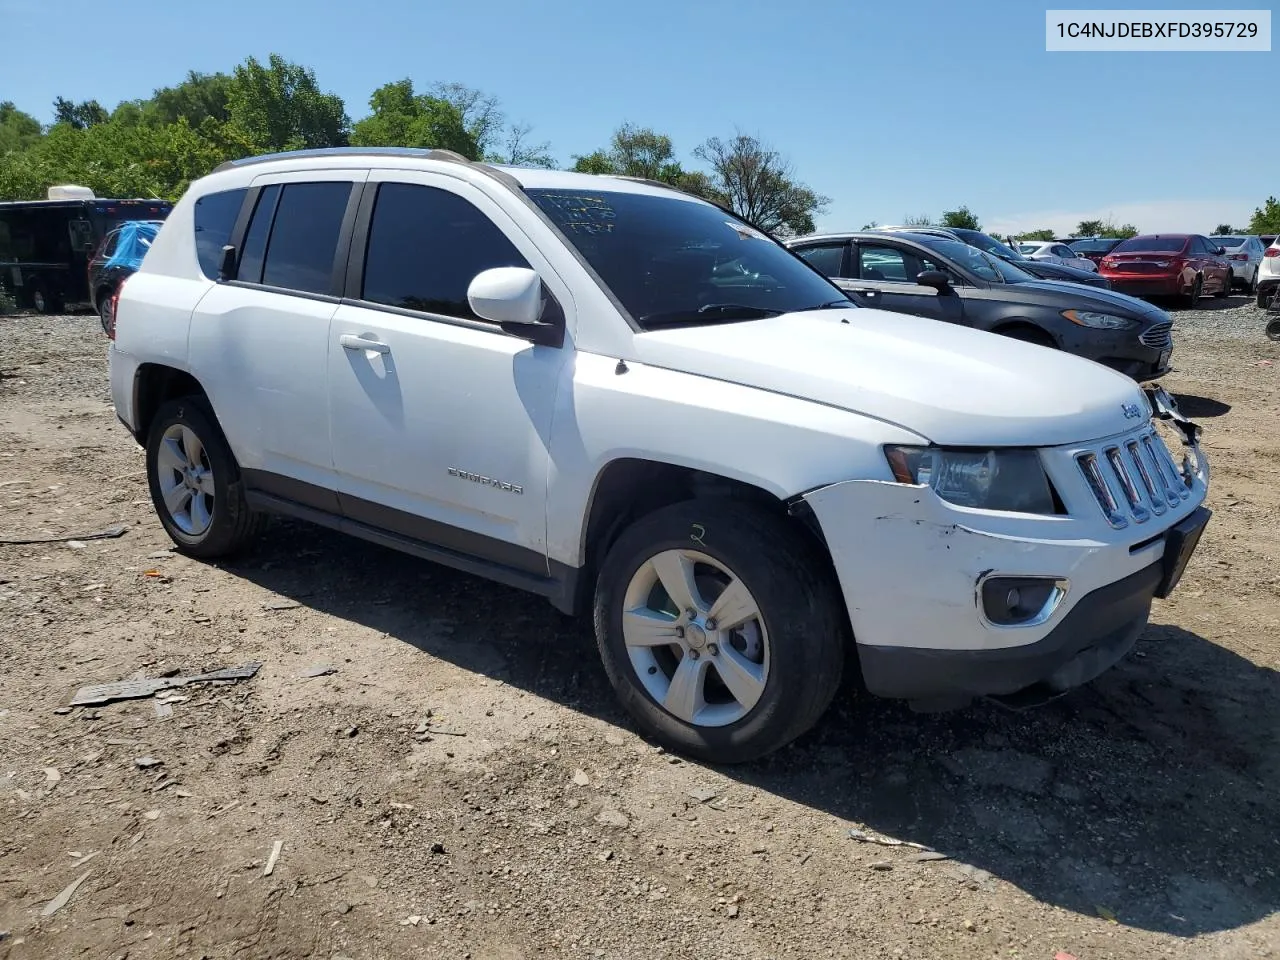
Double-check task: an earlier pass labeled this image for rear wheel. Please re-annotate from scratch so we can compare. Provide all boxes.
[593,499,845,764]
[1187,276,1203,308]
[1258,288,1272,309]
[145,396,266,559]
[97,290,114,336]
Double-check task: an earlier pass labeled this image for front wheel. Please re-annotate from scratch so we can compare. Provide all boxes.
[145,396,265,558]
[593,499,846,764]
[1187,276,1203,308]
[98,292,114,336]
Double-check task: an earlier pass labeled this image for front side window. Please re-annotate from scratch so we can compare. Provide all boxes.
[260,182,352,295]
[193,188,248,280]
[858,245,915,282]
[361,182,530,320]
[526,188,851,329]
[916,237,1022,283]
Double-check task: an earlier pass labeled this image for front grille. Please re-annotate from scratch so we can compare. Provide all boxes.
[1139,321,1173,349]
[1076,429,1190,528]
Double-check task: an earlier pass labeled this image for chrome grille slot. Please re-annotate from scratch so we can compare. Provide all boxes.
[1139,321,1173,349]
[1142,434,1184,507]
[1105,446,1149,522]
[1125,440,1165,515]
[1076,452,1128,528]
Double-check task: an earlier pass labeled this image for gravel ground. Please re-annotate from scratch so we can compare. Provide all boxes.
[1,299,1278,960]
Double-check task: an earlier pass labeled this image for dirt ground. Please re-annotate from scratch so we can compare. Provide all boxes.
[1,298,1278,960]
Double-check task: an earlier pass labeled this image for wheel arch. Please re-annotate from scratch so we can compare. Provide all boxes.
[131,363,210,443]
[567,457,837,618]
[992,319,1057,346]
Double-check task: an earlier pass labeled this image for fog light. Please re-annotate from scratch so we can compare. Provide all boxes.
[980,576,1068,627]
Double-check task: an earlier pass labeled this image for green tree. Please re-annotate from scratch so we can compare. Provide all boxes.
[0,102,42,154]
[53,97,108,129]
[940,205,980,230]
[148,71,234,127]
[1076,219,1104,236]
[1212,224,1235,235]
[570,124,709,195]
[1015,228,1055,241]
[1077,218,1137,238]
[692,133,828,237]
[903,213,934,226]
[350,79,477,157]
[1247,197,1280,235]
[860,220,879,229]
[227,54,348,152]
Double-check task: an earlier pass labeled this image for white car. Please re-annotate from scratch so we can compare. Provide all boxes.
[1017,241,1100,272]
[1254,238,1280,306]
[1210,235,1265,292]
[107,148,1212,763]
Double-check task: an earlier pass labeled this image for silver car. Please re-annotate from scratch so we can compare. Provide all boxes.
[1212,235,1265,291]
[1015,241,1100,273]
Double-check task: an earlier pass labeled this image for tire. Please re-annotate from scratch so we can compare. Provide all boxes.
[1215,271,1231,299]
[98,291,114,336]
[1259,288,1272,309]
[1187,276,1202,308]
[593,499,846,764]
[31,287,51,314]
[145,396,266,559]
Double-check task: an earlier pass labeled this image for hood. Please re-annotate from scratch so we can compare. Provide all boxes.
[1001,279,1164,318]
[629,309,1150,448]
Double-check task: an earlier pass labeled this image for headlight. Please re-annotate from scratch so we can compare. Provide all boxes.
[884,446,1059,514]
[1061,309,1137,330]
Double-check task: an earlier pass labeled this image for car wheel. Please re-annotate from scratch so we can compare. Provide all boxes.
[1267,318,1280,341]
[31,287,51,314]
[1187,276,1203,308]
[1215,270,1231,299]
[1258,288,1270,308]
[145,396,266,559]
[98,292,114,336]
[593,499,845,764]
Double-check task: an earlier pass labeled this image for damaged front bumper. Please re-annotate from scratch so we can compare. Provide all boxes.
[800,388,1210,708]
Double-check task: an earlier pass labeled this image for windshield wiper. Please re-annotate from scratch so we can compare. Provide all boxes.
[803,299,854,310]
[640,303,784,328]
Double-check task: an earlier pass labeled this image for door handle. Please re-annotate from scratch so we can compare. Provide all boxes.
[340,334,389,354]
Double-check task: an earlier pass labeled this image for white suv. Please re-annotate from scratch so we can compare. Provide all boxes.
[109,148,1211,763]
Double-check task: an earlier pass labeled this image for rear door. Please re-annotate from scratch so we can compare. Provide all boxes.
[189,171,366,507]
[840,240,964,324]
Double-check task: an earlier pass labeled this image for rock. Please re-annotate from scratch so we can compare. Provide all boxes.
[66,540,87,550]
[915,851,950,862]
[361,875,379,890]
[727,904,740,918]
[595,808,631,829]
[572,769,590,786]
[142,810,160,820]
[944,862,995,888]
[52,707,71,715]
[939,748,1052,796]
[298,664,337,679]
[597,850,614,862]
[963,918,977,932]
[43,768,60,784]
[870,861,893,871]
[688,788,718,804]
[343,727,358,738]
[263,599,301,611]
[135,756,162,769]
[337,902,351,915]
[430,842,446,855]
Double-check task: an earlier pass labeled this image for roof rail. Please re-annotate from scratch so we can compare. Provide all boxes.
[605,174,685,195]
[210,146,526,193]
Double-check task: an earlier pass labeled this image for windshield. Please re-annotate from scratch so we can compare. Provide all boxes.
[1213,236,1246,248]
[526,188,851,328]
[1068,238,1118,253]
[916,236,1036,283]
[1112,236,1188,253]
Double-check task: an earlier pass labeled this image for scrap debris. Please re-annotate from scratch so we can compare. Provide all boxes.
[0,525,127,546]
[264,840,284,877]
[847,827,933,851]
[69,662,262,707]
[41,870,92,917]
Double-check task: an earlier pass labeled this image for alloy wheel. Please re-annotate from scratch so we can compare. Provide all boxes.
[155,423,215,536]
[621,549,770,728]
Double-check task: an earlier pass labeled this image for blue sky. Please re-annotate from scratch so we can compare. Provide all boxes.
[1,0,1273,235]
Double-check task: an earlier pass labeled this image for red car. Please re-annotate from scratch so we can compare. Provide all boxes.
[1099,234,1233,307]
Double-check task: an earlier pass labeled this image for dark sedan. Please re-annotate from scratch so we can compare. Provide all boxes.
[883,225,1109,288]
[787,230,1173,382]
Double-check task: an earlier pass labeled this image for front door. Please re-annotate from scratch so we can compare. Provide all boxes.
[838,241,965,325]
[326,172,573,577]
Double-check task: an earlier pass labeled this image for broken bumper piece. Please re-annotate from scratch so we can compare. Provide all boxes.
[801,471,1210,707]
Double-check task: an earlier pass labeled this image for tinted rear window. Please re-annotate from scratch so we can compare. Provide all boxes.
[260,182,352,295]
[192,188,247,279]
[1112,236,1187,253]
[1213,236,1246,247]
[1068,239,1119,253]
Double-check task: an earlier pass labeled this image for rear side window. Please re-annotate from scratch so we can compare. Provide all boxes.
[235,185,281,285]
[361,182,529,320]
[192,188,248,279]
[260,182,352,295]
[793,243,845,278]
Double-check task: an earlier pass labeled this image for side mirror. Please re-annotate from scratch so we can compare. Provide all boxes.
[1216,246,1226,256]
[916,270,952,292]
[467,267,563,347]
[217,244,237,282]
